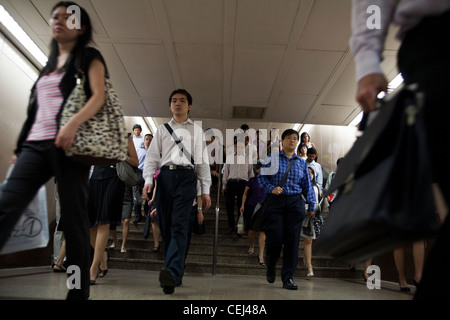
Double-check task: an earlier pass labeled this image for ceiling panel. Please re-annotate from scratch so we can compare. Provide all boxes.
[298,0,352,51]
[91,0,160,39]
[235,0,301,45]
[273,93,317,123]
[231,46,284,105]
[175,44,222,90]
[283,49,344,95]
[165,0,223,44]
[114,43,174,97]
[96,43,138,98]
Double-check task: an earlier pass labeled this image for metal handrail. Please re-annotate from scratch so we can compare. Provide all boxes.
[212,163,222,276]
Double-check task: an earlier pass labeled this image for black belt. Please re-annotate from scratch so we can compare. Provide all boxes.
[161,164,193,171]
[228,179,247,183]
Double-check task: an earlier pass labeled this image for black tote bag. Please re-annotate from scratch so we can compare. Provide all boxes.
[314,84,439,262]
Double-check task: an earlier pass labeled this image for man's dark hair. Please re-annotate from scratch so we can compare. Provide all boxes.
[240,124,249,131]
[307,147,317,155]
[281,129,299,140]
[169,89,193,106]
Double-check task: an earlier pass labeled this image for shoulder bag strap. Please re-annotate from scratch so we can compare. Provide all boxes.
[263,157,296,206]
[164,123,195,165]
[278,158,295,188]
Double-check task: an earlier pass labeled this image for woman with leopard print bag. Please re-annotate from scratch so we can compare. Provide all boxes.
[0,1,119,300]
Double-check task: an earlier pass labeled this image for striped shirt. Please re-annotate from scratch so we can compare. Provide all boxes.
[27,71,65,141]
[257,151,316,212]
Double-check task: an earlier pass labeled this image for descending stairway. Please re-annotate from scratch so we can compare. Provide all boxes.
[107,184,363,279]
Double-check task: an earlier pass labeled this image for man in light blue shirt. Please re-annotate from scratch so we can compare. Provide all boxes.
[305,147,323,193]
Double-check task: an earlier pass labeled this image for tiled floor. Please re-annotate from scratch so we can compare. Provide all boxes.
[0,266,414,301]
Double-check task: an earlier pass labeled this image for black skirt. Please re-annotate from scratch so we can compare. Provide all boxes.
[88,167,125,228]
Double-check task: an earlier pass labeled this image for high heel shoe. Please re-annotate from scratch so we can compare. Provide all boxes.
[257,256,266,267]
[151,245,160,253]
[399,283,410,292]
[306,264,314,277]
[98,269,108,278]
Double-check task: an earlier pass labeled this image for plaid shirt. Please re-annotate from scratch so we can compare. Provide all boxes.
[257,151,316,212]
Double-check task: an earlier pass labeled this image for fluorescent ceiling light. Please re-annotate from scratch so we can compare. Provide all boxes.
[1,37,39,81]
[146,117,158,134]
[348,111,364,127]
[388,73,404,92]
[292,123,301,131]
[301,124,312,133]
[0,5,47,67]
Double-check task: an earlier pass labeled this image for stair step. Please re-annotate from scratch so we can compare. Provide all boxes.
[110,185,346,278]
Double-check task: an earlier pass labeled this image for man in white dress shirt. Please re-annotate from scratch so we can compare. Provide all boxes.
[142,89,211,294]
[132,124,144,151]
[222,135,254,235]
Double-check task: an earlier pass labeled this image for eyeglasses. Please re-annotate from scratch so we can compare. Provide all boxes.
[284,137,298,141]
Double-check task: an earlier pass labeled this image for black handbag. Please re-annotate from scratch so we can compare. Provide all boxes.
[314,84,439,262]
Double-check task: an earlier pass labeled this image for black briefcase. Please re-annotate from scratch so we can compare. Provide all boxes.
[314,84,439,262]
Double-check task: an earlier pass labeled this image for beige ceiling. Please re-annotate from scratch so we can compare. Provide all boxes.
[1,0,401,134]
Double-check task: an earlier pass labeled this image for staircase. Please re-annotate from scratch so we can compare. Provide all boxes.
[107,185,363,279]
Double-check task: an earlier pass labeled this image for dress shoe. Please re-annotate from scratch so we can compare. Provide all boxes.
[283,278,298,290]
[266,269,275,283]
[159,268,176,294]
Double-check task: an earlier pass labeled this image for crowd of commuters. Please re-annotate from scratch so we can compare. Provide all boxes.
[0,0,448,300]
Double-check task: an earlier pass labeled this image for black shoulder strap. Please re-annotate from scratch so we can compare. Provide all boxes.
[164,123,195,165]
[279,158,295,188]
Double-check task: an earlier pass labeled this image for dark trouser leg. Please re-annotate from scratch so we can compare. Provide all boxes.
[157,169,196,285]
[55,151,90,300]
[0,142,53,250]
[280,196,304,283]
[264,198,284,273]
[264,195,304,283]
[0,141,90,299]
[225,181,237,229]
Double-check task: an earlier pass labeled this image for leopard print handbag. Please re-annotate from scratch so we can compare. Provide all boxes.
[60,71,128,166]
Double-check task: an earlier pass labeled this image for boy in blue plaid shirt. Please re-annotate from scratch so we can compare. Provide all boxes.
[257,129,316,290]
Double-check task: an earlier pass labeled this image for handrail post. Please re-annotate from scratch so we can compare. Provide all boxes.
[212,164,221,276]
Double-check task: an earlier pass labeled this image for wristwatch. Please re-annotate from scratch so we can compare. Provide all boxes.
[197,207,202,211]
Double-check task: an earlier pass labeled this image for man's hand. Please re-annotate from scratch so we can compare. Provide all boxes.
[10,155,17,165]
[202,194,211,210]
[143,184,153,201]
[356,73,388,113]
